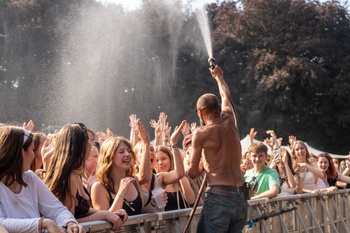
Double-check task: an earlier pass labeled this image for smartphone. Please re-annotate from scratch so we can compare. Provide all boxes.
[274,149,281,159]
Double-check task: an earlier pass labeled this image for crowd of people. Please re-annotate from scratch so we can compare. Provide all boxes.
[242,128,350,200]
[1,64,349,233]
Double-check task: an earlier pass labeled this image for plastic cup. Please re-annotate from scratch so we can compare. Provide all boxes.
[151,187,166,208]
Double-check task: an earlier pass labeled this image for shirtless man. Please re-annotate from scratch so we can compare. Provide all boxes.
[187,63,248,232]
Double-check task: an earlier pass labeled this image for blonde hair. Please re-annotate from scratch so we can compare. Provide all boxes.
[291,140,310,163]
[96,136,136,194]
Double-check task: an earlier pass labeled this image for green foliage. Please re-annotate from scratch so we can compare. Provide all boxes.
[211,0,350,153]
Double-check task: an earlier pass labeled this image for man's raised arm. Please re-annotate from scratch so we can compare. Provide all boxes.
[209,63,238,126]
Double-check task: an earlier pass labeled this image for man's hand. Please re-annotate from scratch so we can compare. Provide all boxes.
[209,65,223,79]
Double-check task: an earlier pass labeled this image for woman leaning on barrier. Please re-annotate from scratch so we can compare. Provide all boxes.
[0,125,84,233]
[315,152,350,193]
[44,123,127,232]
[91,121,152,216]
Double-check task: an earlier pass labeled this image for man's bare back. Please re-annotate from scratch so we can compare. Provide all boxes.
[187,62,248,233]
[194,112,244,186]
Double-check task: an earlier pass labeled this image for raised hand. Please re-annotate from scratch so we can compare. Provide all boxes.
[280,148,288,164]
[135,121,150,144]
[149,119,159,129]
[23,119,35,132]
[96,129,114,146]
[209,64,223,78]
[158,112,167,126]
[129,114,139,130]
[170,120,186,146]
[41,134,56,171]
[162,122,171,138]
[288,135,297,148]
[250,128,257,141]
[181,122,191,136]
[190,122,197,133]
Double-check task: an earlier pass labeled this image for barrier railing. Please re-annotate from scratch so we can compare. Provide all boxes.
[80,189,350,233]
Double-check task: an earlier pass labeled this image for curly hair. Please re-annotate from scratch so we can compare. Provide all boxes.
[96,136,136,194]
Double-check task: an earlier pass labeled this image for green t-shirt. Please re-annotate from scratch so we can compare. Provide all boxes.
[244,166,280,196]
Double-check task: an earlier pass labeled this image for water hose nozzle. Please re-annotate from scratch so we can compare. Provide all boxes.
[208,57,216,70]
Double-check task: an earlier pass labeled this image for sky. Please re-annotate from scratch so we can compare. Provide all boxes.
[96,0,348,12]
[96,0,217,11]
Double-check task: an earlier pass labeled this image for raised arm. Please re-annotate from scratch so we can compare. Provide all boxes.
[188,129,204,179]
[209,63,237,125]
[135,121,151,185]
[158,121,186,185]
[128,114,139,148]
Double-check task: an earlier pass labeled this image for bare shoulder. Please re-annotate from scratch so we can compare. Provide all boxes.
[91,181,107,194]
[193,125,210,139]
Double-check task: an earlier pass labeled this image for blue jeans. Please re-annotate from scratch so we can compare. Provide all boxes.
[197,191,248,233]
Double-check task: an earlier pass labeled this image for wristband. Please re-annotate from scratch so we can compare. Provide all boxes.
[170,144,178,148]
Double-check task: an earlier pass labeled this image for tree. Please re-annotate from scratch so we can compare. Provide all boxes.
[211,0,350,153]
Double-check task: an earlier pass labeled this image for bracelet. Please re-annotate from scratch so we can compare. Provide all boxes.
[39,217,44,232]
[170,144,178,148]
[117,193,125,198]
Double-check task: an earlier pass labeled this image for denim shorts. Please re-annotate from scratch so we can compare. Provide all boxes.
[197,191,248,233]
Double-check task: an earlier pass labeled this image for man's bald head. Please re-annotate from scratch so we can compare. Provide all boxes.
[196,93,220,113]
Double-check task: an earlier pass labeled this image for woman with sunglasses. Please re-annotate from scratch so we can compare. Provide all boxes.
[0,125,83,233]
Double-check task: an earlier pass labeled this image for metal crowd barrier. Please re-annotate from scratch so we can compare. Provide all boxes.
[81,189,350,233]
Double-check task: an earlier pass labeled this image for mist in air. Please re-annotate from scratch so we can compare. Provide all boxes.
[49,0,210,136]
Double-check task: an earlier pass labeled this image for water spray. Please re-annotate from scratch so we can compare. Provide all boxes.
[208,57,216,70]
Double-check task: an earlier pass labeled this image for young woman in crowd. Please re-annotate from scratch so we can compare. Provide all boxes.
[270,148,301,196]
[91,121,151,215]
[133,140,168,213]
[44,123,127,231]
[155,120,195,211]
[291,140,324,192]
[0,125,84,233]
[315,152,350,192]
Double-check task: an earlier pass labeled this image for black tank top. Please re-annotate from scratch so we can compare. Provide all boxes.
[107,180,143,216]
[75,186,91,219]
[165,190,189,211]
